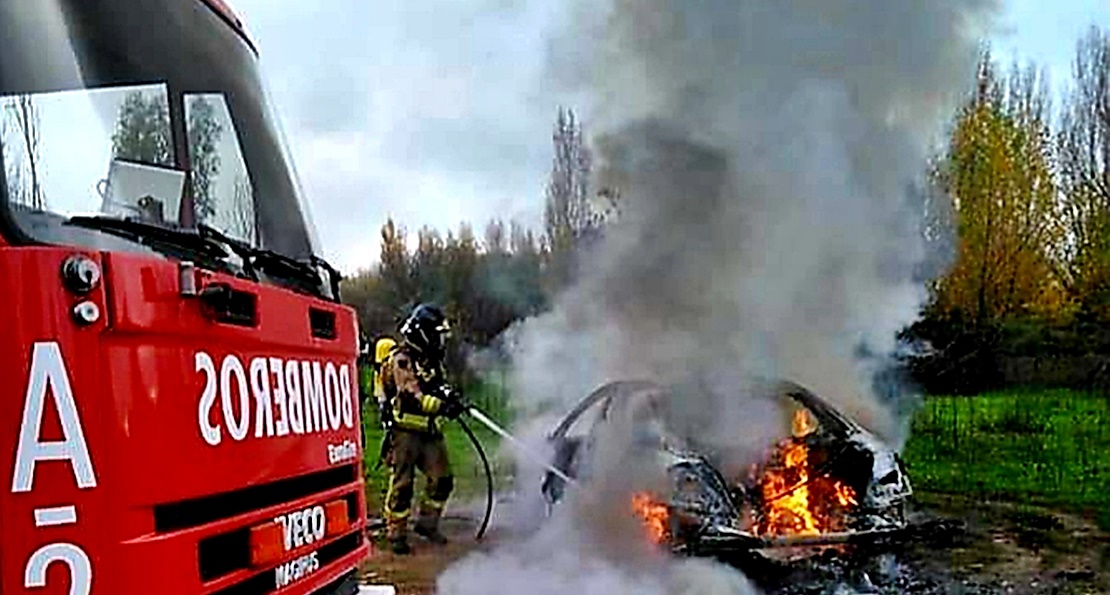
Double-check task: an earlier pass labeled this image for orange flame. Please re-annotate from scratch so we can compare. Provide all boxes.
[758,408,857,537]
[835,482,858,507]
[631,492,669,544]
[792,408,817,438]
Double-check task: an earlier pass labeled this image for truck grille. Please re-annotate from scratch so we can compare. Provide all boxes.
[154,465,357,532]
[150,464,363,591]
[197,491,360,581]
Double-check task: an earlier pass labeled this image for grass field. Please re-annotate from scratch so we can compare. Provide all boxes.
[361,380,511,513]
[901,389,1110,528]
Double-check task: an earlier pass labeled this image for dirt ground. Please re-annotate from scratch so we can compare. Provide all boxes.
[359,516,503,595]
[359,495,1109,594]
[887,495,1109,595]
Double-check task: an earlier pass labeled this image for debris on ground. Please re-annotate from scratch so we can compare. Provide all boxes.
[360,499,1110,595]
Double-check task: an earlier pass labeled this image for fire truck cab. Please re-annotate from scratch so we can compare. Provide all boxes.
[0,0,369,593]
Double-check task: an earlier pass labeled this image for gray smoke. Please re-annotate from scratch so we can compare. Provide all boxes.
[440,401,761,595]
[517,0,1001,440]
[440,0,999,593]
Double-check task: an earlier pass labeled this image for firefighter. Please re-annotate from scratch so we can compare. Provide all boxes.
[371,336,397,414]
[376,304,465,554]
[369,335,398,474]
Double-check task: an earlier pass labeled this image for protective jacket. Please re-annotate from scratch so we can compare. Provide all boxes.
[374,338,450,434]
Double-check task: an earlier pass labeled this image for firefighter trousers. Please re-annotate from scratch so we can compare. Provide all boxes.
[383,429,454,541]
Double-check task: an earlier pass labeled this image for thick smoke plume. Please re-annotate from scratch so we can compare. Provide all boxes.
[440,0,999,593]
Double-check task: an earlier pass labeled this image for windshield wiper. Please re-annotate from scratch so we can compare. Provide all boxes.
[62,217,338,301]
[309,254,343,300]
[198,224,339,301]
[65,216,237,269]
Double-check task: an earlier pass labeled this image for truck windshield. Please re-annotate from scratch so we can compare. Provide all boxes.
[0,0,329,282]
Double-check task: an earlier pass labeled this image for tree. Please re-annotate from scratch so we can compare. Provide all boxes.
[508,221,546,315]
[544,107,594,288]
[186,96,224,222]
[340,270,395,341]
[228,174,257,244]
[1058,26,1110,322]
[12,97,43,209]
[445,225,478,327]
[111,93,224,224]
[412,226,447,303]
[0,107,23,204]
[930,50,1064,326]
[379,218,414,315]
[484,219,507,255]
[442,226,480,380]
[111,91,172,166]
[0,96,45,209]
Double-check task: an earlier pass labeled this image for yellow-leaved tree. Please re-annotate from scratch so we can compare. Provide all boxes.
[929,50,1067,327]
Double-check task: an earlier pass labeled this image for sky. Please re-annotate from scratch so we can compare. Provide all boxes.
[226,0,1110,275]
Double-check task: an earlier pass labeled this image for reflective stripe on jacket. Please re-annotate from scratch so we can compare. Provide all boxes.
[391,392,445,433]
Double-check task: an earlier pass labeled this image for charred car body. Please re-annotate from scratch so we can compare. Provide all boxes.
[540,379,913,558]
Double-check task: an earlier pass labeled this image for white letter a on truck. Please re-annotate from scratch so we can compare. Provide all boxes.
[11,342,97,492]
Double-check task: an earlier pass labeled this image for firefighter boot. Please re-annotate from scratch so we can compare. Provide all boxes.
[385,513,412,555]
[413,517,448,545]
[414,475,452,545]
[389,536,411,555]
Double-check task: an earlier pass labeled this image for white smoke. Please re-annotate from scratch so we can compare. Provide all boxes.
[440,0,999,593]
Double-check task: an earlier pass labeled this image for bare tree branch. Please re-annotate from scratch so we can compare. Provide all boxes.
[1058,26,1110,307]
[15,96,43,209]
[229,174,257,244]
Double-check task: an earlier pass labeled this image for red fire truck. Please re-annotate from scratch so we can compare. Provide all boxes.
[0,0,369,593]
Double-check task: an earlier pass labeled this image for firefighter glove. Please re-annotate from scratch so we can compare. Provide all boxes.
[439,397,466,420]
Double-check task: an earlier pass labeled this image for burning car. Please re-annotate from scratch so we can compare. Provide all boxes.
[539,378,913,558]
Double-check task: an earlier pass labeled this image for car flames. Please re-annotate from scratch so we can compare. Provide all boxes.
[544,378,914,559]
[757,408,858,538]
[632,492,670,544]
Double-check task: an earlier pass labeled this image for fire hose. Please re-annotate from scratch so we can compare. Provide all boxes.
[453,402,577,541]
[463,405,575,484]
[370,390,575,543]
[453,415,493,541]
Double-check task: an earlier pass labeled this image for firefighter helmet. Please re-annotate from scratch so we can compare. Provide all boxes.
[374,337,398,369]
[399,303,450,359]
